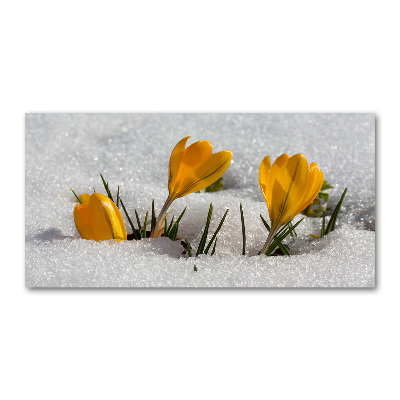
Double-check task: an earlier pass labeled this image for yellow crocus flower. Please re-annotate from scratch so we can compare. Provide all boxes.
[259,153,324,255]
[150,136,232,238]
[74,193,127,241]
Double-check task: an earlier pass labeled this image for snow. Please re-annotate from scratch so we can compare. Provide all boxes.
[25,113,375,287]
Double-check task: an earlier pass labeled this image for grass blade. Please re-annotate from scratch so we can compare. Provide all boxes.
[71,188,82,204]
[100,173,108,193]
[169,225,178,241]
[120,199,139,240]
[204,209,229,255]
[168,208,187,241]
[211,238,217,256]
[174,207,187,227]
[275,243,290,256]
[100,173,114,202]
[265,218,303,256]
[134,210,142,234]
[194,265,197,272]
[288,221,297,238]
[325,187,348,235]
[116,186,120,208]
[260,214,270,231]
[151,199,156,232]
[321,211,326,237]
[196,203,213,256]
[260,214,291,256]
[240,203,246,255]
[166,216,175,237]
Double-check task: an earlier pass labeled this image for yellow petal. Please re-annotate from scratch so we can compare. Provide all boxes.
[293,163,324,216]
[174,150,232,197]
[110,199,128,241]
[265,153,290,211]
[74,203,98,240]
[259,155,271,209]
[168,136,190,194]
[269,153,309,229]
[173,140,213,192]
[88,193,127,241]
[78,193,91,203]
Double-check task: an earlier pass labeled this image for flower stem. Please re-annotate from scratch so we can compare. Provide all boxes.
[259,226,279,255]
[150,196,174,238]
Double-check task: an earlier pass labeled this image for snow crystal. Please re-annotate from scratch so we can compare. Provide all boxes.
[25,113,375,287]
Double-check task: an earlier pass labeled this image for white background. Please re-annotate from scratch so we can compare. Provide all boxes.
[1,1,396,399]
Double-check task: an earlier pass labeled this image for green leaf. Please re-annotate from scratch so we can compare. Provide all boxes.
[100,173,114,202]
[196,203,213,256]
[260,214,291,256]
[278,243,290,256]
[269,243,290,256]
[116,186,120,208]
[166,216,175,237]
[142,211,148,238]
[71,188,82,204]
[325,187,348,235]
[287,220,297,238]
[204,209,229,255]
[265,218,304,256]
[135,210,142,234]
[151,199,156,232]
[318,192,329,202]
[211,238,217,256]
[320,180,334,191]
[321,211,326,237]
[120,198,139,240]
[168,208,187,241]
[240,203,246,255]
[194,264,197,272]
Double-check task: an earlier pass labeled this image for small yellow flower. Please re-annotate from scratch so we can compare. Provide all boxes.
[259,153,324,255]
[74,193,127,241]
[151,136,232,238]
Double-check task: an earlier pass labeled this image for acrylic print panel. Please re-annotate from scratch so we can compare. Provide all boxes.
[25,113,375,287]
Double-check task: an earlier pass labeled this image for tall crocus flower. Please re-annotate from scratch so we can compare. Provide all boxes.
[259,153,324,255]
[74,193,127,241]
[150,136,232,238]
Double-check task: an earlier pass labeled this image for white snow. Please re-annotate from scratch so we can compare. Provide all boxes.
[25,113,375,287]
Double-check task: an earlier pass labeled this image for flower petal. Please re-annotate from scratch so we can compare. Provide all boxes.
[78,193,91,203]
[174,150,232,197]
[293,163,324,216]
[259,155,271,207]
[269,153,309,229]
[74,203,98,240]
[110,200,128,241]
[174,140,212,186]
[168,136,190,194]
[265,153,290,210]
[88,193,127,241]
